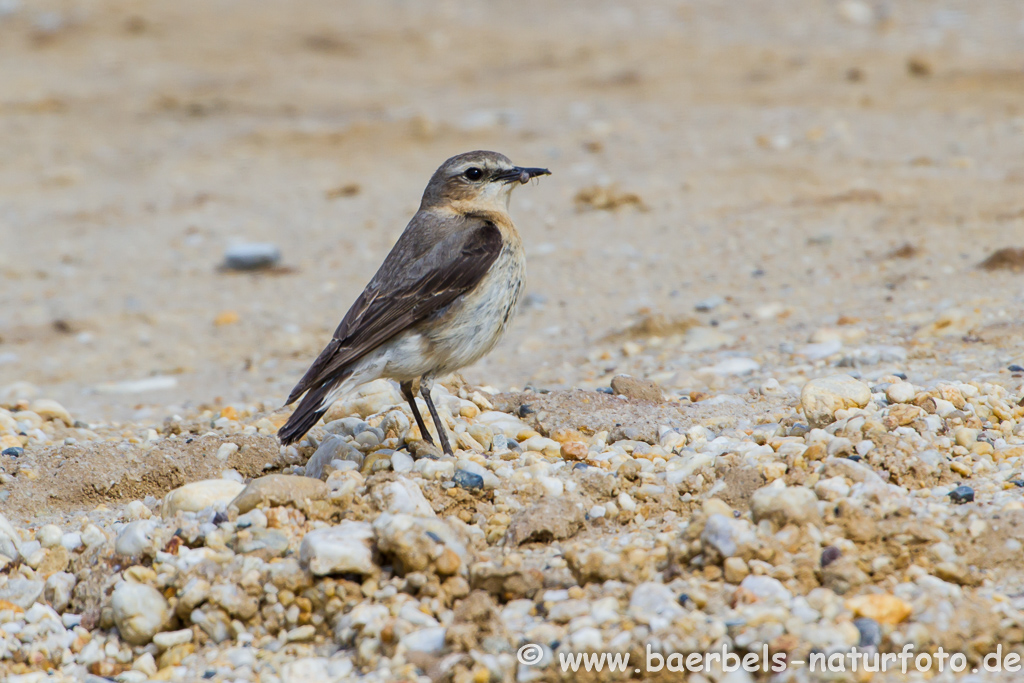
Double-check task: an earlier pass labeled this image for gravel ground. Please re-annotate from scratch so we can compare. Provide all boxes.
[4,0,1024,681]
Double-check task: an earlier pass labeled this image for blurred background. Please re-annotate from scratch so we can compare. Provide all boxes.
[2,0,1024,422]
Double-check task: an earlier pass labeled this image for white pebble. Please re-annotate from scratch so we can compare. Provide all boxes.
[216,443,239,461]
[36,524,63,549]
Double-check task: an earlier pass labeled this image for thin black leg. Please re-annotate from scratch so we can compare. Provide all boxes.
[420,378,453,456]
[400,380,434,445]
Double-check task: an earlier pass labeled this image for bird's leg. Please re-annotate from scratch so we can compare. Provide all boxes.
[420,377,454,456]
[400,379,434,446]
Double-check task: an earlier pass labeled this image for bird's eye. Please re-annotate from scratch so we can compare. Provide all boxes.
[463,167,484,181]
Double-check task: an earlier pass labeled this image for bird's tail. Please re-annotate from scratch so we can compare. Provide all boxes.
[278,376,347,445]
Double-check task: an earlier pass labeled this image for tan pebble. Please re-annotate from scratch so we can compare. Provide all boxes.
[845,594,912,625]
[124,565,157,584]
[435,547,461,576]
[213,310,239,326]
[950,461,972,477]
[460,403,479,419]
[723,557,750,583]
[762,461,787,481]
[157,643,194,669]
[972,442,994,457]
[803,443,827,461]
[551,428,586,444]
[954,427,978,447]
[995,446,1024,461]
[560,441,588,461]
[30,399,73,426]
[36,546,69,576]
[702,498,734,517]
[0,435,20,449]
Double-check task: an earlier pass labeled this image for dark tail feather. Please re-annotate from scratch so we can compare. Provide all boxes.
[278,383,332,445]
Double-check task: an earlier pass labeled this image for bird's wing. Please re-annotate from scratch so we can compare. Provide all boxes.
[284,214,503,405]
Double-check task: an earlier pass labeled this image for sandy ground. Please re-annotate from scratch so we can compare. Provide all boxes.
[3,0,1024,424]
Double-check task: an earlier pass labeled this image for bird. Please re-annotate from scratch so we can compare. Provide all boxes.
[278,150,550,455]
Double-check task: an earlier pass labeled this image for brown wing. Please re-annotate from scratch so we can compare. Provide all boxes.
[284,214,502,406]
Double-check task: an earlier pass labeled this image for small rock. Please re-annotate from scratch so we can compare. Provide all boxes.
[222,243,281,271]
[44,571,75,613]
[560,441,588,461]
[885,382,916,404]
[400,626,447,654]
[152,629,194,650]
[215,443,239,461]
[29,398,72,426]
[230,474,328,514]
[845,594,912,625]
[610,375,664,402]
[821,546,842,567]
[2,446,24,458]
[374,513,467,576]
[628,583,687,631]
[453,469,484,490]
[694,295,725,312]
[374,478,434,517]
[299,524,376,577]
[949,485,974,504]
[739,575,791,603]
[751,480,821,528]
[35,524,62,549]
[162,479,246,517]
[800,374,872,427]
[505,497,585,545]
[0,578,44,609]
[304,434,355,479]
[723,557,749,583]
[854,617,882,647]
[115,520,159,558]
[111,581,171,645]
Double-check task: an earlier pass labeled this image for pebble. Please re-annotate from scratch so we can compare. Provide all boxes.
[299,522,374,576]
[800,374,872,427]
[610,375,664,402]
[453,469,484,490]
[751,480,820,527]
[399,626,447,654]
[110,581,171,644]
[222,242,281,270]
[375,478,434,517]
[152,628,194,650]
[628,583,687,630]
[28,398,72,426]
[949,485,974,504]
[115,520,159,557]
[885,382,916,404]
[36,523,62,549]
[215,442,239,461]
[230,474,328,513]
[845,594,912,625]
[162,479,246,516]
[0,578,44,609]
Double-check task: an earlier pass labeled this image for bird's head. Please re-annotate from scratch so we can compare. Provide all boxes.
[420,150,550,213]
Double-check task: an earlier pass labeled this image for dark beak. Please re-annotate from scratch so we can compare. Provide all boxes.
[497,166,551,184]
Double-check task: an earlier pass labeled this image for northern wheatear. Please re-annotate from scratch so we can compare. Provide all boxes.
[278,151,550,455]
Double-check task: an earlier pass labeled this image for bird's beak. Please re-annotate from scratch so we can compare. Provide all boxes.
[497,166,551,184]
